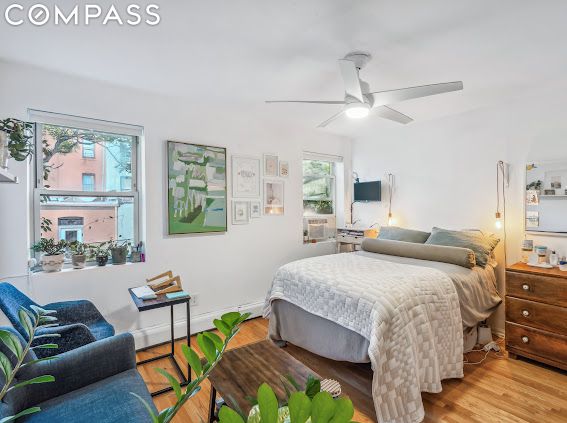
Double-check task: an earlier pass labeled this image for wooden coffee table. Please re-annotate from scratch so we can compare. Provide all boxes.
[207,340,320,422]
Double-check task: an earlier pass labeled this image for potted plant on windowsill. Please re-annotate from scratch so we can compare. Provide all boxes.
[109,239,130,265]
[0,118,34,170]
[89,242,110,267]
[68,241,88,269]
[31,238,67,272]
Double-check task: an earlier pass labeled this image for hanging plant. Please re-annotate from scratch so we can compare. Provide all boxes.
[0,118,34,161]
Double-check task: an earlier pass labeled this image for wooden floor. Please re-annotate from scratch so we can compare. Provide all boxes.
[137,318,567,422]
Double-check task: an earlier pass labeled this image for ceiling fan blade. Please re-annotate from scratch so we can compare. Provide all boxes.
[265,100,345,104]
[369,81,463,107]
[375,106,413,124]
[317,110,344,128]
[338,59,364,103]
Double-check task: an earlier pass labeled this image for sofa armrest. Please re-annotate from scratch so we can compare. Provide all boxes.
[9,333,136,411]
[32,323,96,358]
[44,300,106,325]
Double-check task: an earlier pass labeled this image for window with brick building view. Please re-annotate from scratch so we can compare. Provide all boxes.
[35,120,138,247]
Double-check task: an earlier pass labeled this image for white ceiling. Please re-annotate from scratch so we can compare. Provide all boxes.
[2,0,567,137]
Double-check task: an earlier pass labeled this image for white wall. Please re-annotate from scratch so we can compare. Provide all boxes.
[0,60,351,347]
[352,82,567,334]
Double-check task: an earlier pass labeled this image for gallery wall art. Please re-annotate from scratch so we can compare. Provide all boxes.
[232,156,260,197]
[264,154,279,177]
[264,180,284,215]
[167,141,227,234]
[232,200,250,224]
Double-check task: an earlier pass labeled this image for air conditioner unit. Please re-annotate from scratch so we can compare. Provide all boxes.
[307,218,329,241]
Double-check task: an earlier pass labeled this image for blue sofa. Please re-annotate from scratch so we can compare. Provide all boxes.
[0,327,156,423]
[0,283,114,358]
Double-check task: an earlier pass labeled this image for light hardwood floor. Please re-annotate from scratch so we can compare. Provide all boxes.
[136,318,567,422]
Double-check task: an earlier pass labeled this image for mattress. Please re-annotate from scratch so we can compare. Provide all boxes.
[268,251,501,363]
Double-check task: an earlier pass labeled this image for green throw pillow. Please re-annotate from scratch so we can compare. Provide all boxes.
[378,226,431,243]
[425,227,499,268]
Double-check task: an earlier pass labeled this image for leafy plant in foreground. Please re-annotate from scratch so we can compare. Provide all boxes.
[219,377,357,423]
[134,311,250,423]
[0,306,59,422]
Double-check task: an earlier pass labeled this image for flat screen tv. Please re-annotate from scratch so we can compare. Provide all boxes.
[354,181,381,202]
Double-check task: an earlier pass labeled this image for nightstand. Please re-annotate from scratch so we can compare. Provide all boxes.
[505,263,567,370]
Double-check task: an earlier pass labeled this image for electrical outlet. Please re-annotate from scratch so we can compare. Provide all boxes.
[190,293,199,306]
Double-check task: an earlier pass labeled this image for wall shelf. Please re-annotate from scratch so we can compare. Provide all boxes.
[0,168,18,183]
[539,194,567,198]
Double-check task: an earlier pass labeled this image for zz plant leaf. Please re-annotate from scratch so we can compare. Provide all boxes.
[133,311,249,423]
[0,306,59,422]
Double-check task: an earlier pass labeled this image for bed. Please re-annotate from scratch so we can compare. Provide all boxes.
[264,245,501,423]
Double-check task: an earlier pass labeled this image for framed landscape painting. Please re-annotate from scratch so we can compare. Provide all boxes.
[167,141,227,234]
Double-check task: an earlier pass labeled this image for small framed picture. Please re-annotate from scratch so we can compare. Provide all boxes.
[551,176,562,189]
[544,189,556,196]
[250,201,261,218]
[232,201,250,224]
[279,160,289,178]
[263,154,279,177]
[232,156,261,198]
[264,180,284,215]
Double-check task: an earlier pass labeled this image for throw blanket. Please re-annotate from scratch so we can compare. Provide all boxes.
[263,253,463,423]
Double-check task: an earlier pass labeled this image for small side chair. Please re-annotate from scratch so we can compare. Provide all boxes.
[0,282,115,358]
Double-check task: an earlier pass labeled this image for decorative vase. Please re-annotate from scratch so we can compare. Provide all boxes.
[40,253,65,272]
[96,255,108,266]
[111,248,127,265]
[71,254,86,269]
[131,251,141,263]
[0,130,8,170]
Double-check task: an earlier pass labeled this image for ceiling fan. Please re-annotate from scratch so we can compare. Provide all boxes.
[266,51,463,128]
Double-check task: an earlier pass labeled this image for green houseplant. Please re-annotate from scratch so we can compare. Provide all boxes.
[0,305,59,423]
[219,377,357,423]
[135,311,250,423]
[31,238,67,272]
[89,242,110,267]
[68,241,88,269]
[108,239,130,265]
[0,118,34,169]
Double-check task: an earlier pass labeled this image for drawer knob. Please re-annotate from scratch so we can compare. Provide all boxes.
[521,336,529,344]
[522,284,530,291]
[522,310,530,317]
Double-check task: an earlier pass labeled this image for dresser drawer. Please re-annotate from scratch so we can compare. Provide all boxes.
[506,322,567,364]
[506,271,567,307]
[506,297,567,335]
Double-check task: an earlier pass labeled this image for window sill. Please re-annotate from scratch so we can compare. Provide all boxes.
[303,239,336,245]
[32,261,144,275]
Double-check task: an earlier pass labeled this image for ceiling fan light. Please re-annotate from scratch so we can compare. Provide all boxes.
[345,103,370,119]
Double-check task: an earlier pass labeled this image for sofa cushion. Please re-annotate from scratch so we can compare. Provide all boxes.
[20,369,156,423]
[378,226,431,243]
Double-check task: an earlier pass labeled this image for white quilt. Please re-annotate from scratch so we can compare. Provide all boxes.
[263,253,463,423]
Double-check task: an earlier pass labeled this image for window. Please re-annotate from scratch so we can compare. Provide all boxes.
[120,175,132,191]
[82,141,95,158]
[31,110,141,253]
[303,159,335,215]
[82,173,95,191]
[302,153,342,242]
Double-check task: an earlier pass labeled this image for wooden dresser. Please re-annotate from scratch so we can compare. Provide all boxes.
[505,263,567,370]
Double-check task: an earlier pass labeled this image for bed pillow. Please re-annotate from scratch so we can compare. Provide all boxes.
[361,238,476,269]
[377,226,431,243]
[425,227,499,268]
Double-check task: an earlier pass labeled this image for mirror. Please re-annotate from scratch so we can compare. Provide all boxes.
[525,161,567,235]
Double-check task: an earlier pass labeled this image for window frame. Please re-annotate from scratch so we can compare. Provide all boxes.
[81,173,96,192]
[30,111,141,257]
[302,159,337,217]
[82,140,95,158]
